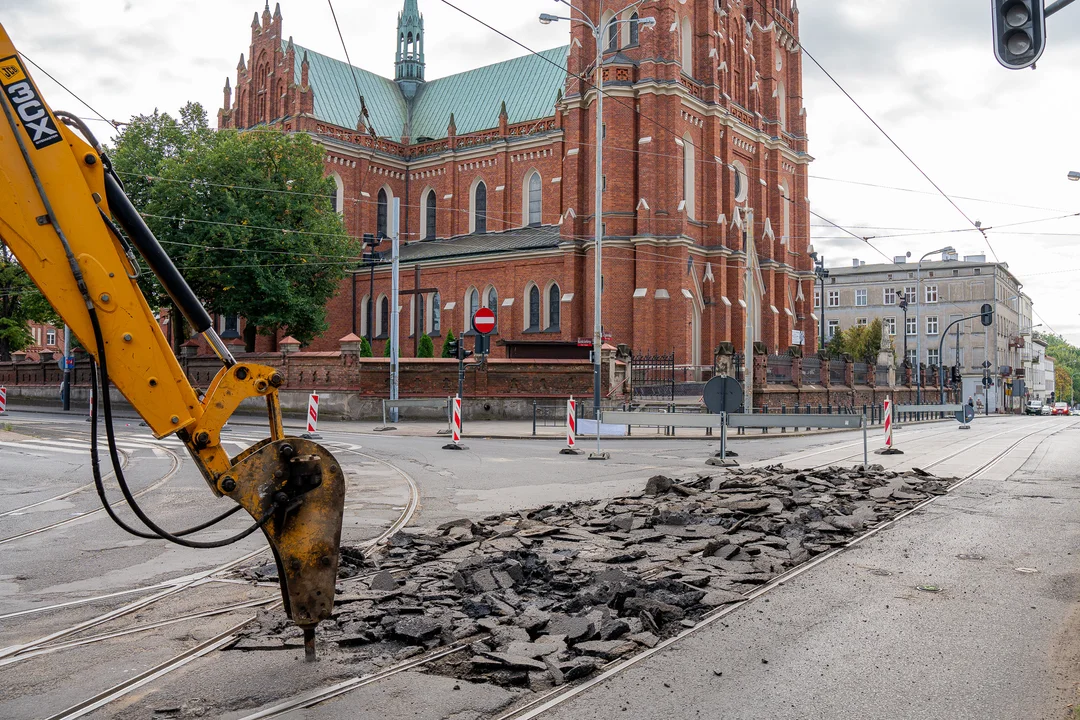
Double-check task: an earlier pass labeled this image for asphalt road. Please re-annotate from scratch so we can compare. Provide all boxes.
[0,410,1075,719]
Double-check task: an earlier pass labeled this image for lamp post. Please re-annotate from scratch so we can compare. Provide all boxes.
[916,246,954,404]
[808,248,829,351]
[541,3,655,422]
[897,292,909,366]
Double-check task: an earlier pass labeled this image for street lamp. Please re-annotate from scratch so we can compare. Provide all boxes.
[916,245,955,404]
[808,246,829,350]
[897,291,909,366]
[540,1,655,426]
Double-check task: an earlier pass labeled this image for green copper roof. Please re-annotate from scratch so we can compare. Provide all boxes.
[292,42,568,143]
[408,46,568,140]
[293,43,408,139]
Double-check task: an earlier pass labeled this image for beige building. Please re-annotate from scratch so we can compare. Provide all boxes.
[817,253,1032,413]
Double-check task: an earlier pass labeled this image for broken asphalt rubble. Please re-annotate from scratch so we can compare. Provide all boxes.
[236,464,953,689]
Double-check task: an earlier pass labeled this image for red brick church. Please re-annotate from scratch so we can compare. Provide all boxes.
[217,0,815,368]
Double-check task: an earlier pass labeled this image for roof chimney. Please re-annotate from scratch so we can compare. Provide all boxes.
[893,255,907,264]
[852,258,860,268]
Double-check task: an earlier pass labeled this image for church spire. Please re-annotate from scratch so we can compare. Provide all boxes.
[395,0,425,98]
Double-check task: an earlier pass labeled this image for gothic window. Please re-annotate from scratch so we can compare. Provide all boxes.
[331,173,344,214]
[424,189,437,239]
[467,287,480,322]
[430,291,441,335]
[776,81,787,132]
[485,286,499,333]
[377,188,388,238]
[629,12,639,46]
[474,181,487,234]
[608,19,619,51]
[528,172,542,226]
[682,134,695,220]
[378,295,389,337]
[360,295,370,338]
[526,283,540,331]
[780,181,791,243]
[547,283,561,330]
[680,16,693,77]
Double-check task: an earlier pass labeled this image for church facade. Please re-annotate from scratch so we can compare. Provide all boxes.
[218,0,815,367]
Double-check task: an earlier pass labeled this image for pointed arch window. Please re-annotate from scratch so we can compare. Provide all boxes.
[680,16,693,77]
[528,172,542,226]
[547,283,561,330]
[485,286,499,333]
[629,12,640,46]
[378,295,389,338]
[467,287,480,322]
[430,291,441,335]
[474,181,487,234]
[377,188,388,238]
[682,134,695,220]
[527,284,541,331]
[424,189,437,239]
[607,20,619,51]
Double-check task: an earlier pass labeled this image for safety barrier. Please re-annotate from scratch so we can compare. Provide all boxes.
[0,385,5,414]
[443,396,464,450]
[305,393,320,438]
[380,397,453,431]
[893,403,963,422]
[561,397,580,455]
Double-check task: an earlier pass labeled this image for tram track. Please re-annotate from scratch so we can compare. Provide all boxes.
[214,419,1072,720]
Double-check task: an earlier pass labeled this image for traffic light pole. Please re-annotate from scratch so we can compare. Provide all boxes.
[1047,0,1078,17]
[939,312,984,405]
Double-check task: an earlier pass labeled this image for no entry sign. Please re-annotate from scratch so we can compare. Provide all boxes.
[472,307,496,335]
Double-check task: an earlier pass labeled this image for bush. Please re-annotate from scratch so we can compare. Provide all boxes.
[417,334,435,358]
[358,336,373,357]
[441,329,456,358]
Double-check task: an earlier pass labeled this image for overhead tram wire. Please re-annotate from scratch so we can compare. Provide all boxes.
[326,0,376,137]
[19,53,118,131]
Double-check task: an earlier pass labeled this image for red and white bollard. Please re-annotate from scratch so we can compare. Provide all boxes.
[443,395,465,450]
[0,385,6,414]
[86,388,93,422]
[303,393,321,438]
[560,396,582,455]
[877,395,903,455]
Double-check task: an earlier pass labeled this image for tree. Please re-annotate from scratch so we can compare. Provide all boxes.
[441,329,456,358]
[417,333,434,358]
[0,245,59,361]
[110,103,355,349]
[1056,364,1073,404]
[1040,332,1080,403]
[826,327,845,358]
[358,336,373,357]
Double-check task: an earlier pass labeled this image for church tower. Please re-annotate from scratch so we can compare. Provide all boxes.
[395,0,425,99]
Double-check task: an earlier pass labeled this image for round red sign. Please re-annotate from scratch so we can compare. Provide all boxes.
[472,307,496,334]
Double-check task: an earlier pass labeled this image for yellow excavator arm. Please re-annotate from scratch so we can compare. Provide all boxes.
[0,25,344,660]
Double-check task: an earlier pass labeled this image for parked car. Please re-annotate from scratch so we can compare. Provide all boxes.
[1026,401,1044,416]
[1042,404,1052,415]
[1053,402,1069,416]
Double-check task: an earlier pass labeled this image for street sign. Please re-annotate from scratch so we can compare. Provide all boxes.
[472,307,496,335]
[956,404,975,424]
[791,329,805,346]
[576,334,613,347]
[703,375,743,414]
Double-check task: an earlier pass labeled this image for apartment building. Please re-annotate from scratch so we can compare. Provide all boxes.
[817,253,1032,413]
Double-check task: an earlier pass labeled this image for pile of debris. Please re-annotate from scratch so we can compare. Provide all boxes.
[237,465,953,689]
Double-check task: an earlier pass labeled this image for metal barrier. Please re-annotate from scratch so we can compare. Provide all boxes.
[381,397,453,429]
[600,411,869,467]
[894,403,962,422]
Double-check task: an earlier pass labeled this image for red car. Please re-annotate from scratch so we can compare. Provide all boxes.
[1053,402,1069,416]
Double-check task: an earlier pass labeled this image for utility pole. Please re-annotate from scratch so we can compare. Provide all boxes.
[389,199,400,424]
[743,208,755,415]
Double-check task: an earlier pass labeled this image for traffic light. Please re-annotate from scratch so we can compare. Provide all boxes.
[457,340,474,361]
[951,366,962,383]
[992,0,1046,70]
[474,335,489,356]
[980,303,994,327]
[447,338,458,358]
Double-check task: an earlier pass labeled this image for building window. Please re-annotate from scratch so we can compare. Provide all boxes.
[927,316,939,335]
[925,284,938,304]
[424,189,437,239]
[360,295,370,338]
[547,282,561,330]
[827,319,839,339]
[377,188,388,238]
[928,348,940,366]
[680,16,693,77]
[907,349,918,366]
[607,17,618,51]
[485,286,498,333]
[776,81,786,132]
[904,285,917,304]
[528,172,542,226]
[378,295,389,337]
[855,289,867,307]
[526,283,540,331]
[429,291,441,335]
[906,316,917,336]
[813,288,820,309]
[629,12,639,45]
[733,162,748,203]
[46,329,56,346]
[780,182,791,244]
[856,317,868,327]
[467,287,480,321]
[827,290,840,308]
[884,317,896,336]
[331,173,344,214]
[884,287,897,305]
[974,268,981,275]
[682,133,695,220]
[474,181,487,234]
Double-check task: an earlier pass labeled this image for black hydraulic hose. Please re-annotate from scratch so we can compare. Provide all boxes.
[88,307,273,547]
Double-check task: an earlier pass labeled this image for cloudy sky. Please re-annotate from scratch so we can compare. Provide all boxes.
[4,0,1079,342]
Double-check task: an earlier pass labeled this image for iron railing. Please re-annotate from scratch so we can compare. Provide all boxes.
[631,351,676,401]
[801,357,821,386]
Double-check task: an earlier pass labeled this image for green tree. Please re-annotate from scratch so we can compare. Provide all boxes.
[358,336,373,357]
[1041,332,1080,402]
[110,104,354,349]
[417,333,434,358]
[826,327,845,358]
[0,246,60,361]
[383,338,397,358]
[441,329,456,358]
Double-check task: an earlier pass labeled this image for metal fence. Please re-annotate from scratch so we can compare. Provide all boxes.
[631,351,676,401]
[801,356,821,386]
[765,354,793,384]
[829,361,846,385]
[875,364,890,385]
[853,362,869,385]
[530,399,566,433]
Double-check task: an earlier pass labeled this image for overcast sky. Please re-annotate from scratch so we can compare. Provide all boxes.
[4,0,1079,342]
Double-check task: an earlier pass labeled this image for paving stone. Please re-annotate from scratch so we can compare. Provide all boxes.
[575,640,637,660]
[368,570,399,592]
